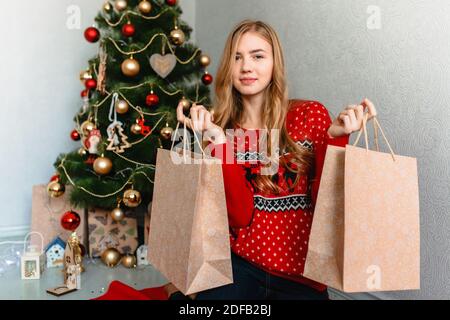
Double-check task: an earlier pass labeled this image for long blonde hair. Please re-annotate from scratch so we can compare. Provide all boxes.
[211,20,315,195]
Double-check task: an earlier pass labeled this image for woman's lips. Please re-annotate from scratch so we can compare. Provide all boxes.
[240,78,257,85]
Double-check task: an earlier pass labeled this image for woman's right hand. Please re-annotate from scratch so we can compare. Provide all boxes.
[176,102,227,145]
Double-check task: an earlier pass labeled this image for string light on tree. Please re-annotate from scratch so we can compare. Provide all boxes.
[84,27,100,43]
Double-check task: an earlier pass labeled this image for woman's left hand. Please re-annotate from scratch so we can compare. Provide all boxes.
[327,98,377,138]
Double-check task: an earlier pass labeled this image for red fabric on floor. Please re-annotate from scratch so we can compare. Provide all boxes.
[92,280,168,300]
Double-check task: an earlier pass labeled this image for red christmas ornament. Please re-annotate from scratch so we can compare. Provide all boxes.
[146,93,159,107]
[122,23,135,37]
[50,174,60,182]
[84,27,100,43]
[81,89,89,98]
[202,73,213,85]
[71,130,81,141]
[85,79,97,90]
[61,211,81,232]
[166,0,177,6]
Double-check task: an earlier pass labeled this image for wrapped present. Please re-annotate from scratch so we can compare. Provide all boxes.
[30,185,87,249]
[88,208,138,258]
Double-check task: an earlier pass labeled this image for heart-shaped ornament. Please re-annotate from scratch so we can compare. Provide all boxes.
[149,53,177,78]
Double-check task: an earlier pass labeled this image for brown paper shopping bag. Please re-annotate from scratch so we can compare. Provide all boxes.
[304,114,420,293]
[30,184,87,249]
[148,122,233,296]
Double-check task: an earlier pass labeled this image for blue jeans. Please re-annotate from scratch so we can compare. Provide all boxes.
[171,253,329,300]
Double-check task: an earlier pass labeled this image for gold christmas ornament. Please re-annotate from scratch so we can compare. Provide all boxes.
[103,1,113,12]
[138,0,152,14]
[179,97,191,110]
[79,69,92,83]
[121,254,137,268]
[115,100,129,114]
[170,27,185,46]
[93,156,113,175]
[160,126,174,140]
[131,123,142,135]
[110,207,125,222]
[123,189,142,208]
[121,57,140,77]
[80,120,96,136]
[101,248,121,267]
[199,54,211,67]
[114,0,127,12]
[47,181,65,198]
[78,148,88,157]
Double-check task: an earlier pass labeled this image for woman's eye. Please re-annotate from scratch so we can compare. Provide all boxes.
[254,55,264,59]
[235,56,241,61]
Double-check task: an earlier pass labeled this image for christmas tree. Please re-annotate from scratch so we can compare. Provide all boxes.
[48,0,213,212]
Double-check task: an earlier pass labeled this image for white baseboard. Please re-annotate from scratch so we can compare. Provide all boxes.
[0,225,30,239]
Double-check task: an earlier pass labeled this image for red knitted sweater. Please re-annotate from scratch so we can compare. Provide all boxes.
[210,100,349,292]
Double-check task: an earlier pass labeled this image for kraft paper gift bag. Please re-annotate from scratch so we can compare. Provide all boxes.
[148,122,233,296]
[30,184,87,248]
[88,208,138,257]
[144,202,152,246]
[304,114,420,293]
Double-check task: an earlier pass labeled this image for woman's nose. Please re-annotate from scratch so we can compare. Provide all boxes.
[241,57,253,72]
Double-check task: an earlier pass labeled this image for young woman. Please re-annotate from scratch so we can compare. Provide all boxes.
[168,19,377,300]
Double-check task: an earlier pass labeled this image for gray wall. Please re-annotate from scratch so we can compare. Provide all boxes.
[196,0,450,300]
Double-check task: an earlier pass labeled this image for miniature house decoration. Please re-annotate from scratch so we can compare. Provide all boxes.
[137,244,149,266]
[21,232,46,280]
[45,236,66,268]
